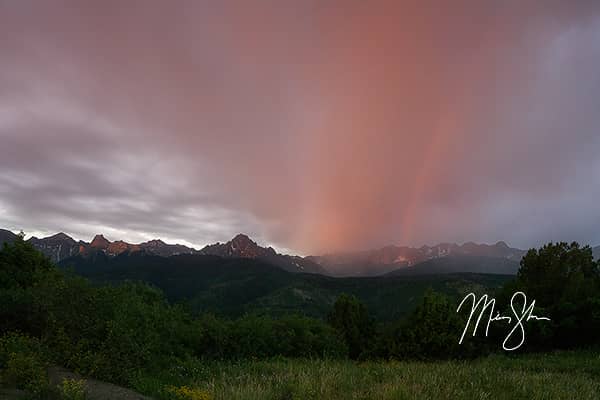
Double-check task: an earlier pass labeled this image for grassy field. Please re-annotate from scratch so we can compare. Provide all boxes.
[131,350,600,400]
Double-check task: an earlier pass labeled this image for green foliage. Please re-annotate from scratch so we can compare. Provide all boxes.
[57,378,86,400]
[518,242,598,305]
[501,241,600,349]
[0,236,54,289]
[62,252,511,321]
[0,240,347,393]
[191,313,346,360]
[0,332,43,369]
[2,238,600,399]
[89,284,193,383]
[0,240,196,385]
[377,289,483,359]
[0,237,59,336]
[327,294,375,359]
[235,314,346,359]
[0,333,49,396]
[4,353,49,396]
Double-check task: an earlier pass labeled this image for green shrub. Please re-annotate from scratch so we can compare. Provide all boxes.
[0,333,55,398]
[0,332,43,368]
[513,242,600,348]
[378,289,482,360]
[2,350,49,395]
[57,378,86,400]
[327,294,375,359]
[194,314,347,360]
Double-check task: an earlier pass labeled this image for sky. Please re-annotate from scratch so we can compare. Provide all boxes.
[1,1,600,254]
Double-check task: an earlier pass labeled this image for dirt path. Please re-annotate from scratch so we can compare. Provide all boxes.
[48,367,153,400]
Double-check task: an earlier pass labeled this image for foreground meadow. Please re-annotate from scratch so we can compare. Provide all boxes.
[132,350,600,400]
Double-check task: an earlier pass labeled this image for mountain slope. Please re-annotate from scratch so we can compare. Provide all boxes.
[199,234,327,274]
[594,246,599,260]
[27,232,80,263]
[0,229,18,246]
[310,242,526,277]
[60,252,511,320]
[139,239,195,257]
[385,255,520,277]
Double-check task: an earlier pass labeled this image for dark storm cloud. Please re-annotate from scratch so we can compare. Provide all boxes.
[0,116,258,246]
[1,1,599,253]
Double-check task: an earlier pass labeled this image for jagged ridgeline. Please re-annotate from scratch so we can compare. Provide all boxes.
[0,228,515,320]
[0,228,548,277]
[0,229,324,274]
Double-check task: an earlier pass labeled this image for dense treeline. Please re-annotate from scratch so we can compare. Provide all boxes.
[0,238,346,388]
[60,251,511,321]
[498,242,600,349]
[1,237,599,397]
[368,242,600,359]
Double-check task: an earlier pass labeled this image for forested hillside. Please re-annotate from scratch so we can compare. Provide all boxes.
[59,252,510,320]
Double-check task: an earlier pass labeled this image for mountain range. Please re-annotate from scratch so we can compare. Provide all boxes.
[309,241,527,276]
[0,229,324,274]
[3,227,598,276]
[384,255,520,276]
[0,229,196,263]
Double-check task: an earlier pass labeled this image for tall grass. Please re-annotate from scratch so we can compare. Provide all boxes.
[133,350,600,400]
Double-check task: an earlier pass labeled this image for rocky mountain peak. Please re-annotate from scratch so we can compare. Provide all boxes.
[47,232,75,243]
[145,239,166,246]
[231,233,256,248]
[90,234,110,249]
[196,234,323,273]
[107,240,141,255]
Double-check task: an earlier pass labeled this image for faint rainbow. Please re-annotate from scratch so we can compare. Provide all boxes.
[399,112,458,244]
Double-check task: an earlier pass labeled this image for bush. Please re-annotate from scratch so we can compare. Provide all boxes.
[0,238,58,337]
[193,313,347,360]
[58,378,86,400]
[378,289,483,359]
[327,294,375,359]
[2,350,49,395]
[498,242,600,349]
[229,314,347,359]
[0,332,44,368]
